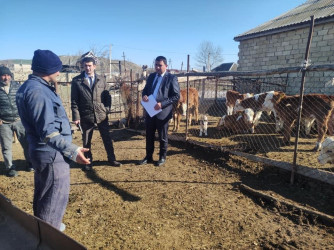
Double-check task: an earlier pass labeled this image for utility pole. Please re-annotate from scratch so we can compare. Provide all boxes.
[168,58,172,69]
[181,61,183,72]
[109,44,112,79]
[122,52,126,75]
[207,52,211,72]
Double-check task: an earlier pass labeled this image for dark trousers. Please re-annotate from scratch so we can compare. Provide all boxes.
[32,151,70,230]
[81,119,116,162]
[0,120,30,169]
[145,115,169,159]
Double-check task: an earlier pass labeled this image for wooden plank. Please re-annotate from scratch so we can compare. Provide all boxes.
[240,184,334,226]
[183,137,334,186]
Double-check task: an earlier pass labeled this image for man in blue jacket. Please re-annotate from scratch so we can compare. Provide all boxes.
[0,66,32,177]
[16,49,90,231]
[138,56,180,166]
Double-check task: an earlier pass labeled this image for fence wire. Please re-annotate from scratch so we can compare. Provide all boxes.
[56,68,334,185]
[171,72,334,185]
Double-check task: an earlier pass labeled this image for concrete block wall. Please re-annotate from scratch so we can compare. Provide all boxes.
[237,22,334,95]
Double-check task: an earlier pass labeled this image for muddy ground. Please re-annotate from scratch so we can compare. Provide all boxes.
[0,128,333,249]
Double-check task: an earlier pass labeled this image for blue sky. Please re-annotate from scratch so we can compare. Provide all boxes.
[1,0,305,70]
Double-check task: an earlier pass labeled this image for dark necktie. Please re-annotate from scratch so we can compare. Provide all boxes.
[151,75,160,93]
[89,77,93,88]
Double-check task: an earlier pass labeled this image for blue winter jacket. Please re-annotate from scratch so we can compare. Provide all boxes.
[16,74,78,162]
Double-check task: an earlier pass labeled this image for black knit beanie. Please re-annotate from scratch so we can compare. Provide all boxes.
[31,49,62,74]
[0,66,12,77]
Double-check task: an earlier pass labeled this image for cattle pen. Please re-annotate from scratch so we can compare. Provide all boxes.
[5,63,334,249]
[54,62,334,188]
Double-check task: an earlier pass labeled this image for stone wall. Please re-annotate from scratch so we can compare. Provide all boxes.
[237,22,334,95]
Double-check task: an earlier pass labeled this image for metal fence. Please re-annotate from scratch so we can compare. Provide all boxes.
[54,66,334,186]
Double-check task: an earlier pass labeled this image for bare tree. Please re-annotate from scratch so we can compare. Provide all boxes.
[195,41,223,71]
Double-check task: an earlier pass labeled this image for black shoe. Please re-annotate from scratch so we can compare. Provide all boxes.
[155,158,166,167]
[137,157,153,165]
[82,164,92,171]
[26,167,34,172]
[26,163,34,172]
[7,166,18,177]
[109,160,122,167]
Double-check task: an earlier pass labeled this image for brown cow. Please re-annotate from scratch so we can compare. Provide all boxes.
[173,88,199,132]
[271,93,334,151]
[226,90,253,115]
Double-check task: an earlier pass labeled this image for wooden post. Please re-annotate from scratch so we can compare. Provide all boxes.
[201,79,205,100]
[215,77,218,105]
[135,74,140,130]
[130,69,133,128]
[291,16,315,185]
[186,55,190,140]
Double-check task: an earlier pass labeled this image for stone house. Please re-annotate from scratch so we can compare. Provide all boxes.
[234,0,334,95]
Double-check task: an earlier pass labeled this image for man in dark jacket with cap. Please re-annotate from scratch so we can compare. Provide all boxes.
[0,66,32,177]
[71,56,121,171]
[16,49,90,231]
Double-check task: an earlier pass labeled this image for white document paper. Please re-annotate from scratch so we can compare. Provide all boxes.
[141,95,162,117]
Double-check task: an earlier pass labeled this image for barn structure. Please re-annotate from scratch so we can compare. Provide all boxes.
[211,62,238,72]
[234,0,334,95]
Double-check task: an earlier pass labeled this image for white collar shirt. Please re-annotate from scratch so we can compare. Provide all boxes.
[85,72,95,87]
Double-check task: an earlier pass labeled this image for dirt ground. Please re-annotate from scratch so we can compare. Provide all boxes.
[0,128,333,249]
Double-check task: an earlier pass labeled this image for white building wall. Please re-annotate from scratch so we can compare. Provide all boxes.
[237,22,334,95]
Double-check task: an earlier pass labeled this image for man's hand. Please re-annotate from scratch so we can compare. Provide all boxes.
[154,102,162,110]
[73,120,80,125]
[142,95,149,102]
[75,148,90,164]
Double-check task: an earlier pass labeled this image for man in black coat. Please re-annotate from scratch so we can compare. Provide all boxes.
[138,56,180,166]
[71,56,121,171]
[0,66,32,177]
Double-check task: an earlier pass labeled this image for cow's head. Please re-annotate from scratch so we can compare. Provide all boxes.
[234,99,244,113]
[217,115,226,129]
[318,137,334,164]
[243,108,254,125]
[262,91,275,112]
[181,103,187,116]
[200,114,208,125]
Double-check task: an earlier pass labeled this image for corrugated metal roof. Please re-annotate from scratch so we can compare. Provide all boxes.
[211,63,236,72]
[235,0,334,41]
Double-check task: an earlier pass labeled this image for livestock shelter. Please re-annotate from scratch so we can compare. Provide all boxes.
[234,0,334,95]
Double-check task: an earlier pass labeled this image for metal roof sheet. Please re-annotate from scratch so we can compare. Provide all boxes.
[235,0,334,41]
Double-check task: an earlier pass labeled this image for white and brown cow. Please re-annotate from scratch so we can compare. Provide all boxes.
[234,91,282,132]
[226,90,253,115]
[173,88,199,132]
[217,108,255,134]
[317,137,334,164]
[199,114,208,136]
[271,93,334,151]
[318,136,334,164]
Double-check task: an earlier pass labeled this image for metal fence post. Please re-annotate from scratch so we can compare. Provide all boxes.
[291,15,315,184]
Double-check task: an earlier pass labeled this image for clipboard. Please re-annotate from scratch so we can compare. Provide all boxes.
[141,95,162,117]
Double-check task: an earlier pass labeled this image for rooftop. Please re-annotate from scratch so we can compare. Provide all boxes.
[234,0,334,41]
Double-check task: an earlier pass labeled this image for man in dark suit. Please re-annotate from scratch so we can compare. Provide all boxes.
[138,56,180,167]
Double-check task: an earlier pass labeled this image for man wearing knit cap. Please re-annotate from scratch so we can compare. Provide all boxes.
[16,49,90,231]
[0,66,32,177]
